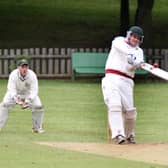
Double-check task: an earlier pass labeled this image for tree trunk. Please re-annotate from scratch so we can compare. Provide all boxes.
[120,0,129,36]
[135,0,154,47]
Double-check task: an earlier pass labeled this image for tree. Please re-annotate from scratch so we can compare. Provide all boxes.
[120,0,154,46]
[135,0,154,46]
[120,0,129,36]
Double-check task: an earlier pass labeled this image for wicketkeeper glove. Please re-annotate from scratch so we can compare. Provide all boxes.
[21,102,29,109]
[14,96,30,109]
[20,98,32,109]
[14,95,24,105]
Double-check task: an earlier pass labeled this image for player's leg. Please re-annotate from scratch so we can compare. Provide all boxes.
[30,96,44,133]
[124,108,137,143]
[0,92,16,130]
[121,79,137,143]
[0,103,9,129]
[107,105,125,144]
[102,77,125,144]
[107,111,111,143]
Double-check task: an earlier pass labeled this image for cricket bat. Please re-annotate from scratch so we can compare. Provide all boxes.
[141,63,168,81]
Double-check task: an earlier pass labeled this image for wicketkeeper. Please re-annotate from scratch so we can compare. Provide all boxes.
[0,59,45,133]
[102,26,144,144]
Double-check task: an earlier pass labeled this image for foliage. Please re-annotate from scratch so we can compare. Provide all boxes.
[0,0,167,48]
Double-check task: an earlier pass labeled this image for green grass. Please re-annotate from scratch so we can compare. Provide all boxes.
[0,0,167,48]
[135,82,168,143]
[0,80,168,168]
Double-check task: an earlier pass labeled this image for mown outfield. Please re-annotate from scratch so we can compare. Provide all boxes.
[0,0,167,48]
[0,80,168,168]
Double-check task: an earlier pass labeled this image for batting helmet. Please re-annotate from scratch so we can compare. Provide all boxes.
[127,26,144,43]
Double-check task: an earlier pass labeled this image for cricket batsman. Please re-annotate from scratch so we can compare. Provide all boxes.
[0,59,45,133]
[102,26,144,144]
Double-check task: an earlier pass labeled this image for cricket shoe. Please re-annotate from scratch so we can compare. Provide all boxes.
[32,128,45,134]
[115,135,125,144]
[127,135,136,144]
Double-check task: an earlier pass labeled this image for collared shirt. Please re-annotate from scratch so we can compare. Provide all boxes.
[7,69,38,101]
[105,36,144,78]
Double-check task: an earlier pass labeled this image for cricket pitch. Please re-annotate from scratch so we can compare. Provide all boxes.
[36,142,168,166]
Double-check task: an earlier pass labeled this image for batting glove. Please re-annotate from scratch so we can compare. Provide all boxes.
[127,53,136,65]
[127,54,144,68]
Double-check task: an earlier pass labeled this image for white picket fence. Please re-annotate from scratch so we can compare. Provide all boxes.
[0,48,168,78]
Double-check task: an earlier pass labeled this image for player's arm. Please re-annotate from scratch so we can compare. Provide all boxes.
[127,49,144,71]
[25,72,38,105]
[20,72,38,109]
[7,72,18,101]
[135,50,145,67]
[7,72,24,105]
[112,37,129,54]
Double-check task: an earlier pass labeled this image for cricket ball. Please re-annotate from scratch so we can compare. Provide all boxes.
[153,63,159,68]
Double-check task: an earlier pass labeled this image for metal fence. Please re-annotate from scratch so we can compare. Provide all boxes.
[0,48,168,78]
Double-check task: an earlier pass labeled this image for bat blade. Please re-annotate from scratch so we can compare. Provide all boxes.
[141,63,168,81]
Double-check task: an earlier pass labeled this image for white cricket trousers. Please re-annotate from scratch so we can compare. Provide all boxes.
[0,91,44,130]
[102,74,136,139]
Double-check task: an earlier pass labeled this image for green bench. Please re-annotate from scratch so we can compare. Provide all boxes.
[71,52,148,80]
[71,52,108,80]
